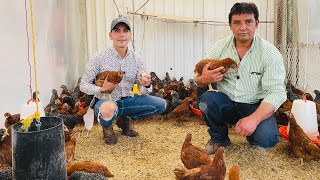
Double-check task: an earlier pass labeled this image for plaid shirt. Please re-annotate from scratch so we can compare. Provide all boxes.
[80,46,145,101]
[205,35,287,110]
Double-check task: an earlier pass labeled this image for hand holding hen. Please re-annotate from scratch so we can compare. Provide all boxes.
[140,72,151,87]
[95,70,125,93]
[194,58,237,91]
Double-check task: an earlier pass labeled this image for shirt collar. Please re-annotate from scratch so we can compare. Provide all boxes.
[111,46,132,59]
[231,34,257,52]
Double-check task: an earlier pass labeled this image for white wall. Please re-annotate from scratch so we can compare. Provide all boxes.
[1,0,319,128]
[86,0,275,82]
[0,0,84,128]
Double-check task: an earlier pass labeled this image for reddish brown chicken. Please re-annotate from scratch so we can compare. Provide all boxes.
[63,125,71,142]
[95,70,125,88]
[65,132,81,164]
[181,133,212,169]
[75,106,89,117]
[67,161,114,178]
[169,97,195,124]
[4,112,20,129]
[0,127,12,167]
[174,147,226,180]
[194,58,237,76]
[194,58,237,91]
[228,164,240,180]
[284,111,320,161]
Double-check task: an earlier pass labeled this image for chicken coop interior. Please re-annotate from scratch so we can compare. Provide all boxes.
[1,0,320,179]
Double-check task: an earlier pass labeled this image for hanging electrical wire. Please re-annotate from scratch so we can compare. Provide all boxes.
[134,0,150,13]
[25,0,32,99]
[128,11,273,26]
[20,0,41,132]
[140,17,146,54]
[131,0,135,51]
[113,0,121,16]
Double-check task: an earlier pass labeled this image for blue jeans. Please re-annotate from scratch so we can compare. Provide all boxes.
[94,95,166,128]
[198,91,279,148]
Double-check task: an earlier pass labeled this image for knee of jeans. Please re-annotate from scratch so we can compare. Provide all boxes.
[98,105,118,128]
[157,99,167,114]
[248,132,279,148]
[100,101,117,118]
[199,102,208,114]
[99,117,114,128]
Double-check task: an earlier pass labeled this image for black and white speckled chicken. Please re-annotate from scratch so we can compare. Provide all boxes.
[32,91,40,102]
[150,71,164,87]
[0,167,12,180]
[171,91,183,110]
[70,171,107,180]
[163,72,172,85]
[48,107,81,130]
[286,82,301,102]
[45,89,58,109]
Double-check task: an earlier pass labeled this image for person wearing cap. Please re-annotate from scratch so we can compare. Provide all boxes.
[80,17,166,145]
[194,2,286,154]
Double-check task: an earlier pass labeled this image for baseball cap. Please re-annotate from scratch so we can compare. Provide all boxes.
[110,17,131,31]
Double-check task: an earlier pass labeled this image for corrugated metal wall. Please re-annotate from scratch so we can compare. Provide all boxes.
[86,0,274,82]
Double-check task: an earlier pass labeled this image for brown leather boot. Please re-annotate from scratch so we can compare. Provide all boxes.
[116,116,139,137]
[102,126,117,144]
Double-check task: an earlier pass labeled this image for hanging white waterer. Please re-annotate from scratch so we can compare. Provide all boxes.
[289,99,319,141]
[20,99,46,120]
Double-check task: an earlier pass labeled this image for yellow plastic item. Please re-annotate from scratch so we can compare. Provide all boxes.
[20,110,40,132]
[132,84,141,95]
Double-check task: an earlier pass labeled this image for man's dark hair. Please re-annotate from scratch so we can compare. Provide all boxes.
[228,2,259,23]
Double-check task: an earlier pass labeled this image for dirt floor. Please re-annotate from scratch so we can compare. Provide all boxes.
[73,116,320,180]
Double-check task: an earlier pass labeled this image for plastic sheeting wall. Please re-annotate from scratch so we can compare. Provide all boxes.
[86,0,275,82]
[1,0,319,126]
[0,0,85,127]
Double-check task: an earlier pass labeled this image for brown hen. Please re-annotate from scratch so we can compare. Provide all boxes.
[95,70,125,88]
[181,133,211,169]
[194,58,237,91]
[169,97,195,124]
[284,111,320,161]
[65,132,81,164]
[0,127,12,167]
[228,164,240,180]
[67,161,114,178]
[4,113,20,129]
[174,147,226,180]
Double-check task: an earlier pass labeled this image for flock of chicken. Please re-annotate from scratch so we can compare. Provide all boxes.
[0,58,320,179]
[174,133,240,180]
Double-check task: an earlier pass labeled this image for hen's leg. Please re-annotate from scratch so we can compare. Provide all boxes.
[207,83,219,92]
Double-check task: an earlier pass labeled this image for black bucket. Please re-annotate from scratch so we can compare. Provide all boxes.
[12,116,67,180]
